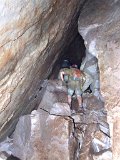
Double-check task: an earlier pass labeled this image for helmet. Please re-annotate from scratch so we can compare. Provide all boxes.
[61,60,71,69]
[71,64,78,68]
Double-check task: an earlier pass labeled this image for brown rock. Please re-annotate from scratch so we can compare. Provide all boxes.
[113,118,120,160]
[73,95,111,159]
[78,0,120,158]
[93,151,112,160]
[11,110,75,160]
[10,80,77,160]
[79,123,97,160]
[38,80,68,112]
[0,0,85,140]
[91,130,111,153]
[50,102,71,116]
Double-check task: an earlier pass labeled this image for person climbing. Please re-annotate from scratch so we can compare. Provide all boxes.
[59,64,86,112]
[58,59,71,85]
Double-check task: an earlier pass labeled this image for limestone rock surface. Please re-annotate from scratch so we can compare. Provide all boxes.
[78,0,120,159]
[0,0,85,140]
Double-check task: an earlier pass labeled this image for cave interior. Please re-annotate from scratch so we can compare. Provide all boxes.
[50,32,86,79]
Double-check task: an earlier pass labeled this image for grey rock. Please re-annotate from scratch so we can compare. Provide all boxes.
[99,122,110,137]
[91,135,111,153]
[93,151,112,160]
[50,102,71,116]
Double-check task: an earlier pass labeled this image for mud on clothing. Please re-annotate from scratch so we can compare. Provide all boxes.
[60,68,86,96]
[68,80,82,96]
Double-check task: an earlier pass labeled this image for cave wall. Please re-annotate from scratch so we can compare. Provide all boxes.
[78,0,120,159]
[0,0,86,140]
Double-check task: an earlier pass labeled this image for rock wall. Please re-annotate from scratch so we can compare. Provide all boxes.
[11,80,76,160]
[0,0,86,140]
[78,0,120,159]
[1,80,111,160]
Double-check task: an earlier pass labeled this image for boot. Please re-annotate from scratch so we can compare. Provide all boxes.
[68,102,76,115]
[78,105,86,114]
[71,109,76,115]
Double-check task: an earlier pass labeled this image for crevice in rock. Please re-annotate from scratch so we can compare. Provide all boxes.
[49,32,86,80]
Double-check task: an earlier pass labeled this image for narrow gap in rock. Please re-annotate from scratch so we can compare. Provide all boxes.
[48,32,111,159]
[49,32,86,79]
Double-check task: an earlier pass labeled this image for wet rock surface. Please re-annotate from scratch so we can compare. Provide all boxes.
[0,80,111,160]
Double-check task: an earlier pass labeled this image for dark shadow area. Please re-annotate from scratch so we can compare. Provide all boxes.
[7,155,20,160]
[61,33,85,68]
[50,32,86,79]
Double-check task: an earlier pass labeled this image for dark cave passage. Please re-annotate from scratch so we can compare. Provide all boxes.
[50,32,86,79]
[60,33,85,67]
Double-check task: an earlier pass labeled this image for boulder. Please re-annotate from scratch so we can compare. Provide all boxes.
[10,80,77,160]
[11,109,75,160]
[78,0,120,158]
